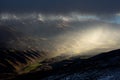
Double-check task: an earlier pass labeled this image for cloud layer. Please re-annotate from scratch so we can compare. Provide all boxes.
[0,13,120,57]
[1,0,120,57]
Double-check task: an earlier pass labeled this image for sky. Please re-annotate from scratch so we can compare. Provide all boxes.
[0,0,120,57]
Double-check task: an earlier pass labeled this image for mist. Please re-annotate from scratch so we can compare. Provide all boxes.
[0,12,120,58]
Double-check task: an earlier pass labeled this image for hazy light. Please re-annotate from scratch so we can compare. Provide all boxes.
[1,12,120,58]
[52,25,120,56]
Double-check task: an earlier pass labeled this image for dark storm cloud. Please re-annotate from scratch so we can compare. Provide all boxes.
[0,0,120,14]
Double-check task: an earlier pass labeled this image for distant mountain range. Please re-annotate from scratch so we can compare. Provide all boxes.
[0,25,23,49]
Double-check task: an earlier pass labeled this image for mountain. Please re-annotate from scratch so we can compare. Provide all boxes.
[10,49,120,80]
[0,25,21,48]
[0,48,49,80]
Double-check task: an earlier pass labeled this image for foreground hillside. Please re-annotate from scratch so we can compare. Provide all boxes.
[0,48,48,80]
[9,49,120,80]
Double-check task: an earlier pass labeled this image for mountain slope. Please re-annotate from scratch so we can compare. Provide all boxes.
[11,49,120,80]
